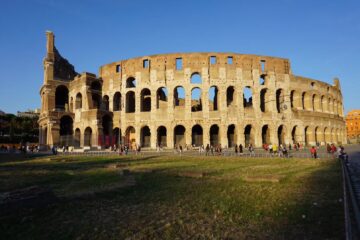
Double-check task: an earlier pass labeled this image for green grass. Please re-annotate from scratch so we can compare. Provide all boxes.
[0,154,344,239]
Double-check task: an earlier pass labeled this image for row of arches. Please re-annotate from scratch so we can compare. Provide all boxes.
[55,84,342,116]
[58,113,344,148]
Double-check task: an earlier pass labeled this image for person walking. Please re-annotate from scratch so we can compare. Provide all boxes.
[310,146,317,159]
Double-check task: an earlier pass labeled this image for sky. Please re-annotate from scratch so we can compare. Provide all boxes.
[0,0,359,114]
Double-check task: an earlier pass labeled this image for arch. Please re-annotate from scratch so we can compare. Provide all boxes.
[190,72,202,84]
[74,128,81,148]
[276,89,284,113]
[125,126,136,149]
[55,85,69,110]
[140,126,151,147]
[102,114,113,147]
[191,87,202,112]
[113,92,121,111]
[157,126,167,147]
[244,124,254,147]
[313,94,321,111]
[173,86,185,107]
[259,74,265,85]
[324,127,331,143]
[260,88,268,112]
[84,127,92,147]
[227,124,236,147]
[140,88,151,112]
[210,124,219,146]
[126,77,136,88]
[113,127,121,146]
[243,87,253,108]
[75,93,82,109]
[208,86,218,111]
[92,93,101,109]
[321,95,326,112]
[126,91,135,113]
[262,125,270,145]
[304,126,312,146]
[277,125,286,145]
[192,124,203,146]
[59,115,73,146]
[303,92,312,110]
[328,97,333,113]
[314,127,322,145]
[156,87,168,109]
[291,125,301,144]
[174,125,185,147]
[102,95,109,111]
[91,81,102,91]
[226,86,235,107]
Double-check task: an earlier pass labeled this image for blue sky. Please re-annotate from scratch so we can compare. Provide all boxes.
[0,0,359,114]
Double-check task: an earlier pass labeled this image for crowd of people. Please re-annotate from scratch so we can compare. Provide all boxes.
[0,144,39,153]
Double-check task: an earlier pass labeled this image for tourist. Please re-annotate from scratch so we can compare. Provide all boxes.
[235,144,238,155]
[248,143,255,156]
[338,146,349,163]
[239,144,243,155]
[269,143,273,156]
[326,143,331,153]
[206,144,210,156]
[310,146,317,159]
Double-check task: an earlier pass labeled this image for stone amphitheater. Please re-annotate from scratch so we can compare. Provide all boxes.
[38,31,346,150]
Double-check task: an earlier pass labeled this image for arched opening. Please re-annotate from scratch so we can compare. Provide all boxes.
[126,77,136,88]
[102,95,109,111]
[174,86,185,107]
[92,93,101,109]
[243,87,253,108]
[192,124,203,146]
[227,124,236,147]
[59,115,73,146]
[276,89,284,113]
[314,127,322,145]
[260,88,268,112]
[101,114,113,148]
[226,86,235,107]
[290,90,295,109]
[126,91,135,113]
[156,87,168,109]
[328,98,332,113]
[55,85,69,110]
[174,125,185,147]
[125,126,136,149]
[303,92,313,110]
[91,81,102,91]
[324,127,331,143]
[190,72,202,84]
[75,93,82,109]
[157,126,167,147]
[141,126,151,147]
[262,125,270,145]
[113,92,121,111]
[84,127,92,147]
[321,95,325,112]
[259,74,265,85]
[113,128,121,146]
[304,126,311,146]
[302,92,306,109]
[277,125,286,145]
[210,124,219,146]
[291,126,301,144]
[74,128,81,148]
[244,125,254,147]
[140,88,151,112]
[208,86,218,111]
[191,87,202,112]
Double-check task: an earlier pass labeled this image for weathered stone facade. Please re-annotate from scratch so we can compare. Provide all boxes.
[39,31,347,149]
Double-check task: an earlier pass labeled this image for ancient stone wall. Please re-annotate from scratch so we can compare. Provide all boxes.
[39,32,346,149]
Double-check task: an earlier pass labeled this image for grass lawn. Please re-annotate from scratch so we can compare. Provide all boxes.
[0,154,344,239]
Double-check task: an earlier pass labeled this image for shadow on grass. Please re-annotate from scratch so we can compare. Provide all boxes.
[0,157,344,239]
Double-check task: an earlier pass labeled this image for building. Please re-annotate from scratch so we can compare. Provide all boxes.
[17,108,40,118]
[38,31,346,149]
[346,110,360,142]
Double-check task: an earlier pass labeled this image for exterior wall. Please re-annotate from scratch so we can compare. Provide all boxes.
[346,110,360,140]
[39,32,347,149]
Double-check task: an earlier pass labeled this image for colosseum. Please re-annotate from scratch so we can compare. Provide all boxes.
[38,31,347,150]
